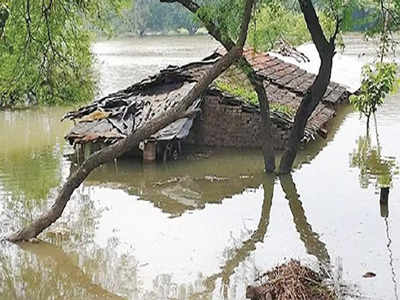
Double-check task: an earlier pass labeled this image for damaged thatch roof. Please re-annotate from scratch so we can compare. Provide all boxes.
[63,49,351,147]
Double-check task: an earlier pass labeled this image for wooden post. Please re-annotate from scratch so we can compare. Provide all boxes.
[143,140,157,162]
[380,187,389,218]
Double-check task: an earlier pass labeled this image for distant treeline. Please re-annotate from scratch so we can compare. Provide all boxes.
[108,0,200,36]
[106,0,381,38]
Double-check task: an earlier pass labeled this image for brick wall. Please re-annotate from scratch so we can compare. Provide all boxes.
[186,95,289,150]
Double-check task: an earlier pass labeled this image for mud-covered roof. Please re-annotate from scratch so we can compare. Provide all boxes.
[63,49,351,146]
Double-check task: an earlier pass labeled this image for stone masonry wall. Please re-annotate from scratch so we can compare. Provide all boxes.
[186,95,290,150]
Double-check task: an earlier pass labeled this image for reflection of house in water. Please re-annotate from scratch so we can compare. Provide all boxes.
[85,151,266,217]
[63,49,353,162]
[82,100,350,218]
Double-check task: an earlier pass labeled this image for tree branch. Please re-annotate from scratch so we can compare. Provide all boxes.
[330,16,341,46]
[298,0,329,56]
[160,0,235,49]
[279,0,337,174]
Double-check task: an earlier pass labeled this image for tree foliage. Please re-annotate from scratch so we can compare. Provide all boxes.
[248,1,315,51]
[350,134,398,188]
[350,63,399,122]
[349,0,399,126]
[0,0,127,108]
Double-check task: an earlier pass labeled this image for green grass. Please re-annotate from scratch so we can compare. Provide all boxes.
[214,80,295,117]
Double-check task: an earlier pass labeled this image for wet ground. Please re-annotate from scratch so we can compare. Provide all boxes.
[0,35,399,300]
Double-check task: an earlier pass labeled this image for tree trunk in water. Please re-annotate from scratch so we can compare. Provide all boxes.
[279,55,334,174]
[162,0,275,173]
[6,0,256,243]
[252,74,275,172]
[279,0,339,174]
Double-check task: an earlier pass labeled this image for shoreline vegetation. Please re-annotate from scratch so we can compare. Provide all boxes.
[100,27,210,39]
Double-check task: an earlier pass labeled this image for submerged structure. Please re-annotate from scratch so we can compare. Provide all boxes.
[63,49,352,161]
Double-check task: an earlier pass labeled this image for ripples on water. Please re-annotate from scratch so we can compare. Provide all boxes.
[0,35,399,300]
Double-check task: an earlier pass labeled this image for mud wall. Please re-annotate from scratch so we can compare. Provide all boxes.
[186,95,289,150]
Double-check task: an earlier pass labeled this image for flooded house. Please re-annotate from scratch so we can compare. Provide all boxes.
[63,49,353,162]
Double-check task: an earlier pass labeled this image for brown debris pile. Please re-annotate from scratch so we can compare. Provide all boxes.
[246,260,335,300]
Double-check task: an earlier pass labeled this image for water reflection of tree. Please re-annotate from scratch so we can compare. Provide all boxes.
[0,187,141,300]
[350,135,398,189]
[0,145,66,237]
[0,240,135,300]
[350,124,399,300]
[280,175,330,265]
[190,174,330,299]
[1,173,332,300]
[0,147,63,201]
[0,108,70,203]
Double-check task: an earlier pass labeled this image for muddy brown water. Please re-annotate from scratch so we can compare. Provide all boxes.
[0,35,399,300]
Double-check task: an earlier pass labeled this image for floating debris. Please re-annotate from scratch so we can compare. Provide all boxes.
[203,175,229,182]
[154,177,181,186]
[363,272,376,278]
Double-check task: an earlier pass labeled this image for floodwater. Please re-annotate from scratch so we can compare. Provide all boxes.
[0,35,399,300]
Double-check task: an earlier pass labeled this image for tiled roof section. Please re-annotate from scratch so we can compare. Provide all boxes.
[213,48,350,137]
[222,48,349,106]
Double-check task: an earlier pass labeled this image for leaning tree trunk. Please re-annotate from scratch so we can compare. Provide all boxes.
[278,0,339,174]
[6,0,256,243]
[279,54,334,174]
[162,0,276,172]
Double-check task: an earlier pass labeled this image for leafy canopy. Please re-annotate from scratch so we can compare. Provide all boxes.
[0,0,128,108]
[350,63,400,119]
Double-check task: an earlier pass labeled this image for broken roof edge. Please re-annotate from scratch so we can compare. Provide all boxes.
[62,59,218,122]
